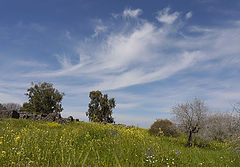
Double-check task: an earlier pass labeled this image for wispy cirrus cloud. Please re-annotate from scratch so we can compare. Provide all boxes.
[185,11,192,19]
[1,7,240,127]
[156,7,179,24]
[123,8,142,18]
[22,7,240,94]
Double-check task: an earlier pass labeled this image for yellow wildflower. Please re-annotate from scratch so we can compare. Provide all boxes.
[2,151,6,157]
[15,136,20,142]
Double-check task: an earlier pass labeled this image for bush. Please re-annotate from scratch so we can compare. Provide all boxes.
[149,119,179,137]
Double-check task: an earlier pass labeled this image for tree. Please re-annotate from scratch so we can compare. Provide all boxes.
[233,102,240,152]
[0,103,6,111]
[86,90,116,123]
[172,98,208,147]
[201,112,239,142]
[24,82,65,114]
[2,103,21,111]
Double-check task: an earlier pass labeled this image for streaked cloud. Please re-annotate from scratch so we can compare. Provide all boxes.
[1,6,240,128]
[185,11,192,19]
[123,8,142,18]
[156,7,179,24]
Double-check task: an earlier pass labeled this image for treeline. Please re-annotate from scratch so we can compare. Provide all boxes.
[0,82,240,150]
[0,82,116,123]
[150,98,240,149]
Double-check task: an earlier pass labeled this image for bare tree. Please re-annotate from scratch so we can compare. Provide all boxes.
[233,102,240,121]
[2,103,22,111]
[233,102,240,152]
[172,98,208,147]
[202,112,239,142]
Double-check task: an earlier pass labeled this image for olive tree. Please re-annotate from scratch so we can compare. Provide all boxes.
[24,82,65,114]
[86,90,116,123]
[172,98,208,147]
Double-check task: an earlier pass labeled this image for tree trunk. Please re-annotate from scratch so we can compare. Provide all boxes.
[187,131,192,147]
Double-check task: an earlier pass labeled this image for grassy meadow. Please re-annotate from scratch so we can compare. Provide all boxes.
[0,119,239,167]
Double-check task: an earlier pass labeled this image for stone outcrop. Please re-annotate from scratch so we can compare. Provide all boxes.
[0,110,79,124]
[0,110,19,119]
[42,112,61,122]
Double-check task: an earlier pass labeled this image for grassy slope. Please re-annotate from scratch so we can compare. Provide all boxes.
[0,119,239,167]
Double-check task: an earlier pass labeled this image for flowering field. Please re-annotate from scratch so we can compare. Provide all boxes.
[0,119,239,166]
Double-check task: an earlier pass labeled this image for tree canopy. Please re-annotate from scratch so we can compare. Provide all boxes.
[86,90,116,123]
[24,82,65,114]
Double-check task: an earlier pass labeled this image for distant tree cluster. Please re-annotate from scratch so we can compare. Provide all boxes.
[149,98,240,148]
[0,103,21,111]
[2,80,240,150]
[1,82,117,124]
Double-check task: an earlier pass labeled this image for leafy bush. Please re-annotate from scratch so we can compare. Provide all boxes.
[149,119,179,137]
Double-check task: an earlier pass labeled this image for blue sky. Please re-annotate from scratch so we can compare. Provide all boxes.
[0,0,240,128]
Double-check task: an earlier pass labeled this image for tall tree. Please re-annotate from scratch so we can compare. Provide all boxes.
[172,98,208,147]
[24,82,65,114]
[86,90,116,123]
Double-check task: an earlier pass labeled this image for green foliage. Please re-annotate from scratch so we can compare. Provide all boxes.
[21,102,34,113]
[86,90,116,123]
[149,119,179,137]
[0,119,239,166]
[24,82,65,114]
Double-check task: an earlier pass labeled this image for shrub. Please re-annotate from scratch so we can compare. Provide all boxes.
[149,119,179,137]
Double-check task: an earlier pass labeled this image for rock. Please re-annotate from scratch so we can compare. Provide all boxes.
[0,109,79,124]
[0,110,19,119]
[68,116,74,122]
[43,112,61,122]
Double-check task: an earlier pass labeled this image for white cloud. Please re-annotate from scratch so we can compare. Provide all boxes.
[189,26,212,32]
[17,22,46,32]
[117,103,140,109]
[2,8,240,127]
[22,12,240,94]
[65,30,71,40]
[156,7,179,24]
[185,11,192,19]
[123,8,142,18]
[55,54,72,69]
[92,25,107,38]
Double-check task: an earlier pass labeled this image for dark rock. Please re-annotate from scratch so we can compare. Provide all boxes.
[0,110,19,119]
[68,116,74,122]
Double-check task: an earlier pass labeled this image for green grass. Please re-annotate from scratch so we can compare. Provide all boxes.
[0,119,239,166]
